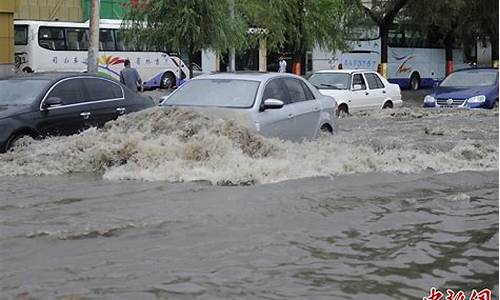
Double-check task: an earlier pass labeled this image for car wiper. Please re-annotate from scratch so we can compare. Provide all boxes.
[319,83,340,89]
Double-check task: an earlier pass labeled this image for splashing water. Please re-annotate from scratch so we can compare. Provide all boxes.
[0,107,497,185]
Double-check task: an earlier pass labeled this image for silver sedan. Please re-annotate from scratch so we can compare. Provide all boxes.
[160,73,337,141]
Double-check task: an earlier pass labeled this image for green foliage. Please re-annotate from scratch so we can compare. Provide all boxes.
[123,0,361,61]
[123,0,246,54]
[403,0,498,59]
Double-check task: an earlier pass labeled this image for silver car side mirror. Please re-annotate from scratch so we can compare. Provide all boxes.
[262,98,284,111]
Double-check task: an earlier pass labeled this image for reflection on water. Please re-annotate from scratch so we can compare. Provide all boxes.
[0,172,497,299]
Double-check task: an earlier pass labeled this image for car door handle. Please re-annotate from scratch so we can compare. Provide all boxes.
[382,90,386,94]
[365,92,369,95]
[80,112,91,119]
[287,114,295,119]
[116,107,126,114]
[313,107,320,111]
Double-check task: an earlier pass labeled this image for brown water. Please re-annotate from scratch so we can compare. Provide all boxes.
[0,104,498,299]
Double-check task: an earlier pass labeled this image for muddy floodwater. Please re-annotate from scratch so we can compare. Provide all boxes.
[0,95,498,299]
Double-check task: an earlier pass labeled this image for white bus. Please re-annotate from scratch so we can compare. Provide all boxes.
[312,24,468,90]
[14,19,189,89]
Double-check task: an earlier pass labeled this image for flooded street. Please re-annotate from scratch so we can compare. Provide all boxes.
[1,91,498,299]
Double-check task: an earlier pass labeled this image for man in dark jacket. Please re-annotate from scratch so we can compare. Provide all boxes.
[120,59,143,92]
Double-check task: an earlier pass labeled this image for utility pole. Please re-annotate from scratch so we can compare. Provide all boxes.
[87,0,100,73]
[228,0,235,72]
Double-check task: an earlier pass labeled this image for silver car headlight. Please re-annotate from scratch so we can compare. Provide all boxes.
[424,95,435,103]
[467,95,486,103]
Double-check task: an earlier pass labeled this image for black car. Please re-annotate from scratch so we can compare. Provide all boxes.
[0,73,155,152]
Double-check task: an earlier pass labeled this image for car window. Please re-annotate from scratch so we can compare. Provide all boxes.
[0,79,50,105]
[83,78,123,101]
[300,80,315,100]
[352,74,367,90]
[164,79,259,108]
[365,73,385,89]
[262,79,289,104]
[283,78,307,102]
[46,79,86,105]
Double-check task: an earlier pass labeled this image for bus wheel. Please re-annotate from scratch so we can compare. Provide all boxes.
[410,73,420,91]
[160,72,176,89]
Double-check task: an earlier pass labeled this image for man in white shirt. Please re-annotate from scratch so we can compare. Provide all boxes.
[278,56,287,73]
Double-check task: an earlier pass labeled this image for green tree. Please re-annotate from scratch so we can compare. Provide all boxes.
[404,0,466,75]
[462,0,498,67]
[357,0,410,77]
[403,0,498,70]
[277,0,361,74]
[123,0,247,78]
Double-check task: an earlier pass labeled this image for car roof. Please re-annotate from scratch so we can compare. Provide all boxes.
[2,72,109,81]
[193,72,303,82]
[453,67,499,73]
[313,69,373,74]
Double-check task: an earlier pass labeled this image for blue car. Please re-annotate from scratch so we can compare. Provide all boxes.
[423,68,498,109]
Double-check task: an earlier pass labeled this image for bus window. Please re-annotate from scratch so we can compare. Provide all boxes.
[39,27,66,50]
[115,30,136,51]
[15,25,28,45]
[99,29,115,51]
[66,28,89,51]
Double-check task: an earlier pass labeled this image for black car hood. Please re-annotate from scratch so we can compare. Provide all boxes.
[0,105,31,120]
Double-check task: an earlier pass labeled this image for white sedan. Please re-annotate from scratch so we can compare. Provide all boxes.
[160,73,337,141]
[308,70,402,116]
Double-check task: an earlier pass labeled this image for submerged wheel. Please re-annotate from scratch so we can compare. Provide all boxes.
[410,73,421,91]
[320,124,333,134]
[6,134,27,151]
[160,72,176,89]
[382,101,393,109]
[337,104,349,117]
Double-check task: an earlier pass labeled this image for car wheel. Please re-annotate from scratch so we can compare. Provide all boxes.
[410,73,420,91]
[160,72,175,89]
[382,101,393,109]
[320,124,333,134]
[337,104,349,118]
[6,134,27,151]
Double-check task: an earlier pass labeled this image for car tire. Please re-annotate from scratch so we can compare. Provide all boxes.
[320,124,333,134]
[382,101,393,109]
[410,73,420,91]
[6,134,26,151]
[337,104,349,118]
[160,72,176,89]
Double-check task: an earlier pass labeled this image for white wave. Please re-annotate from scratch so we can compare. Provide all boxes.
[0,107,497,185]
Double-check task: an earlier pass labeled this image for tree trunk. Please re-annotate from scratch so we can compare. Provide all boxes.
[87,0,100,73]
[379,24,389,78]
[491,34,499,68]
[188,51,194,79]
[293,51,302,75]
[444,33,454,75]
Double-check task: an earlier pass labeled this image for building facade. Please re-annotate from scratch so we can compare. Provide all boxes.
[0,0,17,77]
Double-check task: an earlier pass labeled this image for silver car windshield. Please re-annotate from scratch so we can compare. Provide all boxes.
[163,79,260,108]
[0,79,50,105]
[440,70,498,87]
[309,73,350,90]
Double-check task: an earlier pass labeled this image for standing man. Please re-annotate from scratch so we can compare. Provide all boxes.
[120,59,143,92]
[278,56,287,73]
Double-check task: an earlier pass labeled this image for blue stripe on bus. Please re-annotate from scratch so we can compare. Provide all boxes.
[388,78,435,89]
[144,72,164,89]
